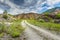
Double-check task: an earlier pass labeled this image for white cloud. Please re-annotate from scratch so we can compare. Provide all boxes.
[0,0,60,15]
[47,0,60,6]
[0,0,4,2]
[24,0,33,4]
[47,7,54,9]
[0,0,46,14]
[0,9,3,13]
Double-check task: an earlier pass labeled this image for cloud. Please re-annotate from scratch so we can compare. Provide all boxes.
[47,0,60,6]
[0,0,4,2]
[0,0,60,15]
[0,8,4,13]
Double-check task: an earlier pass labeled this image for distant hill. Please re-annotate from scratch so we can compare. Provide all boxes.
[43,7,60,14]
[14,7,60,19]
[14,13,41,19]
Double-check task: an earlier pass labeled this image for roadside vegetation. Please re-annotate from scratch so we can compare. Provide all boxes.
[0,20,24,38]
[27,12,60,35]
[28,20,60,34]
[7,22,24,37]
[0,10,25,38]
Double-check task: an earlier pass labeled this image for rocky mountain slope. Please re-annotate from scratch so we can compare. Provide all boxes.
[14,13,41,19]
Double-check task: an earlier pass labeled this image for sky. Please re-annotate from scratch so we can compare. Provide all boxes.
[0,0,60,15]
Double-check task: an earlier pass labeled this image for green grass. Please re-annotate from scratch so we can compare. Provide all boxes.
[0,23,6,37]
[0,20,25,38]
[28,20,60,33]
[7,22,24,37]
[0,33,4,38]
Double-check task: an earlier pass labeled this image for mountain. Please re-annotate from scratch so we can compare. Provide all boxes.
[14,12,41,19]
[43,7,60,14]
[14,7,60,19]
[42,7,60,19]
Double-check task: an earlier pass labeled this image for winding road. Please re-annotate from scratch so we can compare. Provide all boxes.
[21,20,60,40]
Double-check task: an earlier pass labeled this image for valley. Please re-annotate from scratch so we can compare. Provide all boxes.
[0,7,60,40]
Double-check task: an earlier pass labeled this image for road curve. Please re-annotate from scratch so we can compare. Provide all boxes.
[21,20,43,40]
[21,20,60,40]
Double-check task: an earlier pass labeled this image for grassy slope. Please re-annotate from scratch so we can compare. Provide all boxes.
[0,19,25,38]
[28,20,60,34]
[7,20,24,37]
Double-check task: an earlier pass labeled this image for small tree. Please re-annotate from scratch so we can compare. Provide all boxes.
[3,10,8,19]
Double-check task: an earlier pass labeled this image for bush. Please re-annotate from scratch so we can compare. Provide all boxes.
[38,19,45,22]
[56,13,60,19]
[3,15,8,19]
[8,28,20,37]
[42,16,52,22]
[44,13,49,16]
[0,33,4,38]
[0,24,5,33]
[7,23,24,37]
[0,20,24,38]
[3,10,8,19]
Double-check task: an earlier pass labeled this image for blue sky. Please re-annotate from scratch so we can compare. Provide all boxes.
[0,0,60,15]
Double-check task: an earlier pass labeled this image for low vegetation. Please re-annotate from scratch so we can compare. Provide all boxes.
[28,20,60,34]
[7,22,24,37]
[0,33,4,38]
[0,20,24,38]
[2,10,8,19]
[0,10,25,38]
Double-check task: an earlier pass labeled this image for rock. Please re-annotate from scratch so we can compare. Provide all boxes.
[54,19,60,23]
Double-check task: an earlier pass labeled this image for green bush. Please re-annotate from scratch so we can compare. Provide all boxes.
[44,13,49,16]
[0,20,24,38]
[7,23,24,37]
[3,15,8,19]
[0,24,6,37]
[8,28,20,37]
[3,10,8,19]
[38,19,45,22]
[0,33,4,38]
[56,13,60,19]
[0,24,5,32]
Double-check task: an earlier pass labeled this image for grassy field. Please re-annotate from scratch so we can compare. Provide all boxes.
[0,19,25,38]
[28,20,60,34]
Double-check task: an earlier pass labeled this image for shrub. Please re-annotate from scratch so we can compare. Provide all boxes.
[38,19,45,22]
[3,10,8,19]
[42,16,52,22]
[0,24,5,33]
[44,13,49,16]
[3,15,8,19]
[7,23,24,37]
[8,28,20,37]
[56,13,60,19]
[0,33,4,38]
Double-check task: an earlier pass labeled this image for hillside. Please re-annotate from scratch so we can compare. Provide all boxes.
[43,7,60,14]
[14,7,60,21]
[14,13,41,19]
